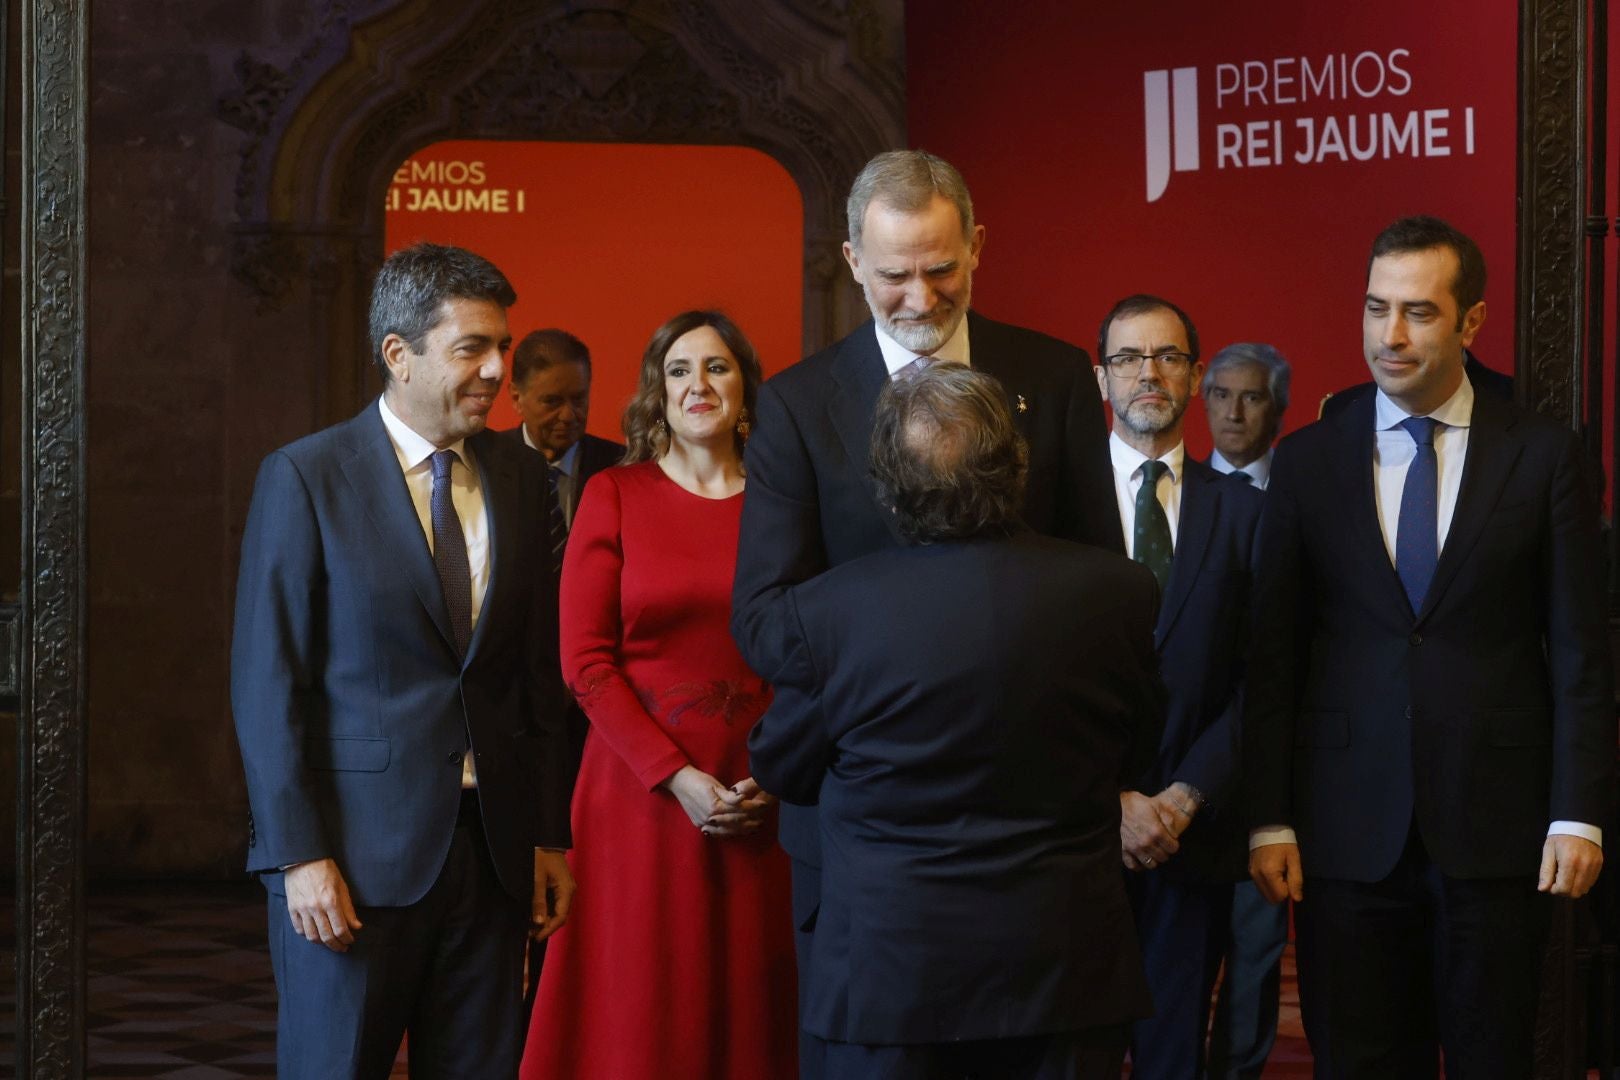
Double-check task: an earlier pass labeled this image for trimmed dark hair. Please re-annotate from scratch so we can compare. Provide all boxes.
[1201,342,1292,415]
[622,310,762,464]
[1367,215,1487,327]
[847,149,975,249]
[512,328,591,388]
[369,243,517,384]
[1097,294,1201,366]
[869,364,1029,544]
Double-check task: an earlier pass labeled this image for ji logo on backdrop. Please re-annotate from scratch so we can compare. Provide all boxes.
[1144,67,1199,203]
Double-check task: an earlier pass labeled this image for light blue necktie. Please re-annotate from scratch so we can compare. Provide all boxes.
[1395,416,1440,613]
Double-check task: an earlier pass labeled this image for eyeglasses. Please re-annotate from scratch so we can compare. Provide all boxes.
[1103,351,1194,377]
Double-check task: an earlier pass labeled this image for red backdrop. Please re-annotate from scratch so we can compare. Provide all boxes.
[908,1,1517,456]
[383,140,804,440]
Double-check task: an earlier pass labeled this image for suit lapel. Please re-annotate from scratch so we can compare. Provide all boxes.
[1418,391,1520,621]
[465,430,516,662]
[966,313,1037,436]
[340,404,460,655]
[1156,462,1215,644]
[828,323,903,543]
[1329,393,1413,614]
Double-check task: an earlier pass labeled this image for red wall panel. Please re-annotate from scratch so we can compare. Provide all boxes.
[908,2,1516,455]
[384,140,804,441]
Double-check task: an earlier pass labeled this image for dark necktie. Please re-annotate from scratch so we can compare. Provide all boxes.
[431,449,472,656]
[546,465,568,578]
[1230,470,1254,485]
[1133,459,1173,591]
[1395,416,1440,613]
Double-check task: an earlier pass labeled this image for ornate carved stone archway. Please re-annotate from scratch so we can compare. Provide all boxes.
[221,0,905,425]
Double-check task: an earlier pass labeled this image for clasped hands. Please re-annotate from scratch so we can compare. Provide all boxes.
[1120,782,1201,872]
[662,765,775,838]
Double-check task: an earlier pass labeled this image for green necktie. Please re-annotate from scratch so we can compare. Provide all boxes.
[1133,459,1173,591]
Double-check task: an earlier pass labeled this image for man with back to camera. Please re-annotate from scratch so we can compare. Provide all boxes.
[730,148,1122,1078]
[1245,215,1613,1076]
[1200,341,1294,1079]
[748,363,1162,1080]
[1093,295,1264,1078]
[231,243,575,1078]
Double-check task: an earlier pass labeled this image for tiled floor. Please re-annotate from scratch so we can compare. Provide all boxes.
[0,882,1318,1077]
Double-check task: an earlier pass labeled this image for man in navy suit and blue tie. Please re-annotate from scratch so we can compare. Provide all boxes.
[232,243,575,1078]
[1093,295,1264,1077]
[1245,216,1614,1076]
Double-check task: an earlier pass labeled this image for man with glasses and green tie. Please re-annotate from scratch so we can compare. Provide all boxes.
[1094,294,1264,1079]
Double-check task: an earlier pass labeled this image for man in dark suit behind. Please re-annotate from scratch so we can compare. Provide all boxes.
[1246,216,1614,1076]
[749,363,1162,1080]
[232,244,575,1078]
[730,148,1122,1078]
[1092,295,1263,1077]
[502,328,624,776]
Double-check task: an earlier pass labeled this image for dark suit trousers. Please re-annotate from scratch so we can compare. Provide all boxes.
[1294,828,1549,1079]
[1206,880,1289,1079]
[1126,871,1233,1079]
[791,857,826,1080]
[815,1026,1127,1080]
[270,806,529,1079]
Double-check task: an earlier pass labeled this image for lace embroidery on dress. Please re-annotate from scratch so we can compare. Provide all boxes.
[645,680,769,727]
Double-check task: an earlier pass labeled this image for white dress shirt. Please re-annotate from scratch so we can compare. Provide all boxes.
[523,426,582,527]
[875,317,972,378]
[1251,374,1600,849]
[1209,447,1272,490]
[379,397,489,788]
[1107,434,1186,554]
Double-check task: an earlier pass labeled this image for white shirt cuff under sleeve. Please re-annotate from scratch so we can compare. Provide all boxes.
[1548,820,1603,847]
[1249,825,1297,850]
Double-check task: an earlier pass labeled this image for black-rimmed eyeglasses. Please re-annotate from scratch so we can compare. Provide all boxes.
[1103,351,1194,377]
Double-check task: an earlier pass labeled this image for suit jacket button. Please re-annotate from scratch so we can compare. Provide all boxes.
[447,750,463,764]
[1405,706,1414,719]
[1409,633,1422,646]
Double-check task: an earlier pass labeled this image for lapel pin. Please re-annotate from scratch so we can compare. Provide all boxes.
[1016,394,1028,413]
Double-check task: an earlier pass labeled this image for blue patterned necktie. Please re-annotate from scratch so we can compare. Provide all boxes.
[431,449,472,656]
[1395,416,1441,613]
[1133,459,1173,591]
[546,465,568,578]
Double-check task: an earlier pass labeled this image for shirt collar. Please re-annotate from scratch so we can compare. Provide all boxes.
[378,396,469,472]
[520,425,581,475]
[1374,371,1475,431]
[1110,431,1185,483]
[1210,447,1272,486]
[874,315,972,377]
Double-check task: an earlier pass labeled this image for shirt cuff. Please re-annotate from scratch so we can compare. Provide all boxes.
[1249,825,1297,850]
[1548,820,1603,847]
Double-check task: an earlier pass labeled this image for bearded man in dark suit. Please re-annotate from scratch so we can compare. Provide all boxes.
[730,148,1122,1079]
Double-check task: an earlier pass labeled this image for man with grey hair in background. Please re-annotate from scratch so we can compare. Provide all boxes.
[1202,341,1291,490]
[748,363,1161,1080]
[732,148,1122,1078]
[1199,341,1293,1078]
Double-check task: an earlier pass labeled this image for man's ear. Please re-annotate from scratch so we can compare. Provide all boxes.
[381,333,413,384]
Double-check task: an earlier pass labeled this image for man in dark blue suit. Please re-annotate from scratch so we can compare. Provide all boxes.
[749,363,1161,1080]
[1200,341,1294,1080]
[1246,216,1614,1076]
[731,149,1122,1079]
[232,243,575,1078]
[1092,296,1263,1077]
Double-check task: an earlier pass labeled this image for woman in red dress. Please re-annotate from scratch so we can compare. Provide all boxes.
[519,311,797,1079]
